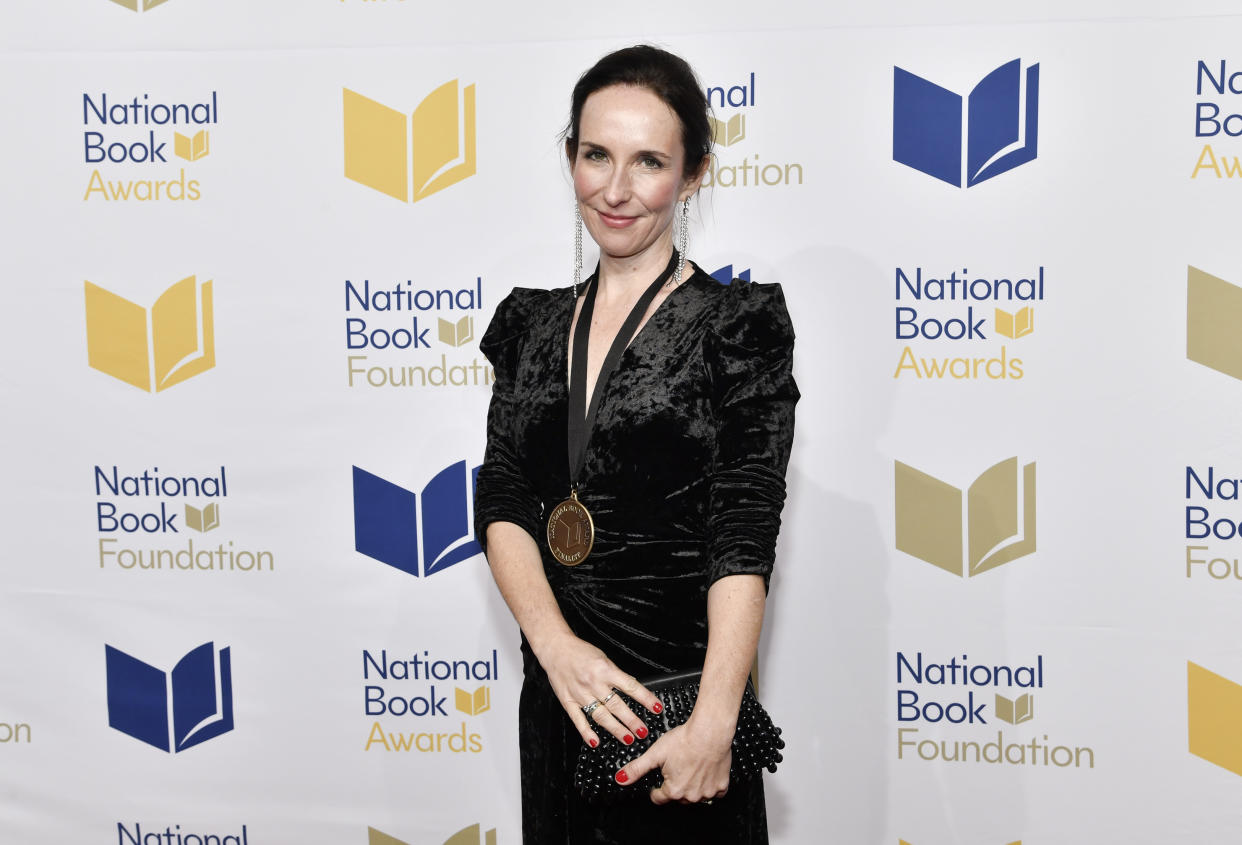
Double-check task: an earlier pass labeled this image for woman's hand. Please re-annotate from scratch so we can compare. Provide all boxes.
[538,631,663,748]
[615,713,733,804]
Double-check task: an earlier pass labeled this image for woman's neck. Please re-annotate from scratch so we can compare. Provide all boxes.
[595,244,676,306]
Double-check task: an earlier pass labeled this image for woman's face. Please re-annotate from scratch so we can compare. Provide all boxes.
[571,84,700,266]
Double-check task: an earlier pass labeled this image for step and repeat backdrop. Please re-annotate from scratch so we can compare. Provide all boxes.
[5,2,1242,843]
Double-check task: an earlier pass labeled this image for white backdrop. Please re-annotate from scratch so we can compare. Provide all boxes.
[5,3,1242,844]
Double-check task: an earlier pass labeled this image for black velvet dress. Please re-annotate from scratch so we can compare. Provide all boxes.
[474,267,798,845]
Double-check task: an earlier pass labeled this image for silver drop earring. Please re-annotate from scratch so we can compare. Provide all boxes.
[573,203,584,298]
[673,198,690,286]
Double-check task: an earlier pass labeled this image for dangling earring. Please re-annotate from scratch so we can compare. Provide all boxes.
[673,198,690,286]
[573,203,584,298]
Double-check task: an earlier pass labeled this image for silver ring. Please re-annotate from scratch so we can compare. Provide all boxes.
[602,690,617,704]
[581,700,602,717]
[702,799,713,805]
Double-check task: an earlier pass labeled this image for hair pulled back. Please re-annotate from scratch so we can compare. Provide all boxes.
[565,45,712,177]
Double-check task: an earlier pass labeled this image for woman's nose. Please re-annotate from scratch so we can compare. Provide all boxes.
[603,167,630,206]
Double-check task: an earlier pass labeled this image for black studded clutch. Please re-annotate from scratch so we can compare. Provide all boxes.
[573,669,785,803]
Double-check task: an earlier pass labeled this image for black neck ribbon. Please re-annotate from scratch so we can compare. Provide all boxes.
[567,250,680,489]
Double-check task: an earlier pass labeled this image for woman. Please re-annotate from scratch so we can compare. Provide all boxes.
[475,45,798,844]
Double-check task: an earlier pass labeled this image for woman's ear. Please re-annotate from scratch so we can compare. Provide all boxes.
[681,154,710,201]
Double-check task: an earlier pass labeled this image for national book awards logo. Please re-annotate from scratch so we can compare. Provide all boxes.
[343,80,476,203]
[105,641,233,753]
[895,650,1094,770]
[93,464,275,574]
[701,72,803,189]
[369,824,497,845]
[1191,61,1242,179]
[895,457,1036,577]
[361,648,499,754]
[893,59,1039,188]
[891,266,1044,380]
[1187,266,1242,381]
[85,275,214,392]
[342,275,493,389]
[81,91,217,202]
[352,461,481,577]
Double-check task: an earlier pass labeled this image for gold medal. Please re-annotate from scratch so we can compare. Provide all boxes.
[547,489,595,566]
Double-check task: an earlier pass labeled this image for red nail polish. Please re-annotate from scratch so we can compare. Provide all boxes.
[623,733,634,745]
[636,725,648,739]
[652,701,663,714]
[615,770,629,784]
[588,738,598,748]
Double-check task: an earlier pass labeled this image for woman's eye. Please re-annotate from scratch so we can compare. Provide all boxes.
[585,149,606,161]
[640,156,663,169]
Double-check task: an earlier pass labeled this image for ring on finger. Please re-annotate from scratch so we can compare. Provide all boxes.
[582,700,602,717]
[602,690,618,705]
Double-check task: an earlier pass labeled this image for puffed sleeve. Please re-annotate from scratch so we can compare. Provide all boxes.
[702,281,799,588]
[474,288,545,553]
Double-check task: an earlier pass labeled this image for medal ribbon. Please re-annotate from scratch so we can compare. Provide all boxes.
[567,250,680,488]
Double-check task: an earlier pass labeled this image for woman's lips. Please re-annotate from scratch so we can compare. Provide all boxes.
[597,211,637,229]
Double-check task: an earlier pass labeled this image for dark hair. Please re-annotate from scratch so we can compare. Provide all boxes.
[564,45,712,177]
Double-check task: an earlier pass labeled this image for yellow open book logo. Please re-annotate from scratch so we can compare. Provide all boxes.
[109,0,173,10]
[895,457,1036,577]
[438,315,474,348]
[455,685,490,716]
[711,113,746,147]
[995,306,1033,339]
[1189,661,1242,777]
[1188,266,1242,381]
[995,693,1034,725]
[344,81,476,203]
[185,503,220,533]
[369,824,496,845]
[84,276,215,392]
[175,130,209,161]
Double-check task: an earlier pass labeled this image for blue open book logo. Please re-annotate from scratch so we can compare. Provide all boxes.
[105,642,234,753]
[709,265,751,286]
[893,59,1039,187]
[353,460,481,577]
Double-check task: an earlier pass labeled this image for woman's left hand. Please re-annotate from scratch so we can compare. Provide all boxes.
[615,714,733,804]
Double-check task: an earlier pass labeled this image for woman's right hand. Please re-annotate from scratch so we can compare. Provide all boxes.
[537,632,664,748]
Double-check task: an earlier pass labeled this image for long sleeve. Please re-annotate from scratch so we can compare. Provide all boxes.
[474,288,546,552]
[702,281,799,588]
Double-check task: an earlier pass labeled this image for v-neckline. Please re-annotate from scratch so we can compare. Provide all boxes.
[563,265,696,410]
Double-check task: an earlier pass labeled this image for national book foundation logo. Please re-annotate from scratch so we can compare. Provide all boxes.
[343,276,494,389]
[1187,266,1242,381]
[1188,661,1242,776]
[891,267,1044,381]
[118,823,249,844]
[895,457,1036,577]
[81,92,218,202]
[105,642,233,753]
[1,719,32,744]
[343,81,476,203]
[1184,466,1242,581]
[362,648,498,754]
[353,461,481,577]
[85,276,214,392]
[894,59,1039,188]
[369,824,496,845]
[895,650,1093,770]
[92,464,275,574]
[710,265,751,285]
[701,72,803,189]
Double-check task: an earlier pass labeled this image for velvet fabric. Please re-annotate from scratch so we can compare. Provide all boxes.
[475,266,798,844]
